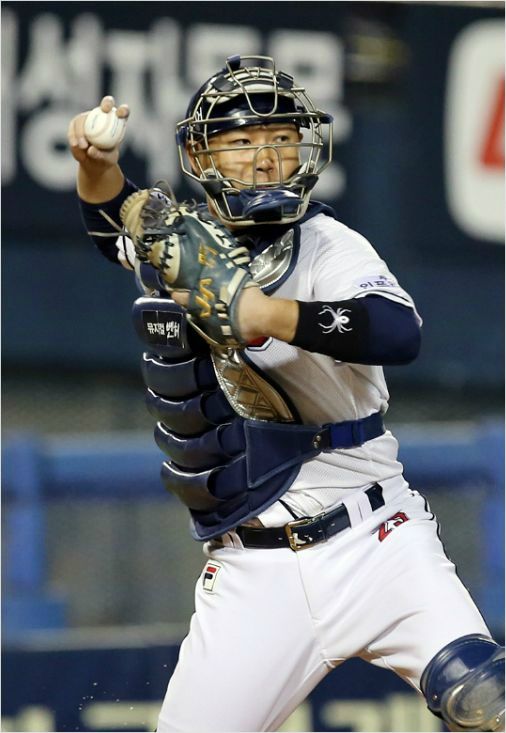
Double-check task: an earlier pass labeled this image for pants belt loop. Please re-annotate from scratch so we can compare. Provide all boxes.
[342,483,385,529]
[366,482,385,510]
[341,495,363,527]
[355,492,375,523]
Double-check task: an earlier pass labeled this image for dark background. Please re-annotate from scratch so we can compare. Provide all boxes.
[2,3,504,732]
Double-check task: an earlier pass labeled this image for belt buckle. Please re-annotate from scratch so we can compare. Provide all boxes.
[284,513,325,552]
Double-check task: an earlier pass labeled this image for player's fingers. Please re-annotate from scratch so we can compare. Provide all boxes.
[117,104,130,119]
[86,145,118,164]
[67,116,79,149]
[72,111,92,149]
[87,145,107,160]
[100,95,115,113]
[67,113,89,152]
[170,290,190,308]
[68,137,86,162]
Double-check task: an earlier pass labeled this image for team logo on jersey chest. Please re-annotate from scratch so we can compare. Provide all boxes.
[378,512,409,542]
[203,562,221,592]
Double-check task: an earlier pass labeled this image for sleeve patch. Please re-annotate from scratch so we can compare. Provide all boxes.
[353,275,398,290]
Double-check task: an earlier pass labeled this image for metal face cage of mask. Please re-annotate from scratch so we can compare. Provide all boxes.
[176,55,334,227]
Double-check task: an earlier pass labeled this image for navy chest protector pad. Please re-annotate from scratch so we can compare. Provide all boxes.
[133,296,384,540]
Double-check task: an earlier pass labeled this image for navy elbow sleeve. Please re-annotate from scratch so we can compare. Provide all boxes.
[364,296,421,364]
[290,295,421,365]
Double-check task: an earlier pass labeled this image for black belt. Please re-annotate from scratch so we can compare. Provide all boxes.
[236,483,385,552]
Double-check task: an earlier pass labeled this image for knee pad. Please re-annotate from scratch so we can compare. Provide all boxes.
[421,634,505,731]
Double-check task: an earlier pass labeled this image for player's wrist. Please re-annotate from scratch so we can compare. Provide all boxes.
[237,289,298,343]
[77,163,125,204]
[236,286,268,341]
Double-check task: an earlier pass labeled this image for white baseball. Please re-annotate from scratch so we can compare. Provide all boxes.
[84,106,127,150]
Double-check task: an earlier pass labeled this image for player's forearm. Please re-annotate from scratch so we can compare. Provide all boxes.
[238,288,299,343]
[77,160,125,203]
[239,290,421,365]
[78,177,139,265]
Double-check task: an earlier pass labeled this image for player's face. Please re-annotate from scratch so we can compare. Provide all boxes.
[198,123,303,188]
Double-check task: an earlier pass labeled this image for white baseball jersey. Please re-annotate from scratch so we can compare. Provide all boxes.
[245,213,422,527]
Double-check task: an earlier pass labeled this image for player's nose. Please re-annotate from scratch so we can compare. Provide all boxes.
[254,145,277,171]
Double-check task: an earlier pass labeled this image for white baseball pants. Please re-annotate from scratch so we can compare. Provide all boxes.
[158,479,491,732]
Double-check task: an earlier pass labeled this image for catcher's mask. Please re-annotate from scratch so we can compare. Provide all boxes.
[176,55,333,227]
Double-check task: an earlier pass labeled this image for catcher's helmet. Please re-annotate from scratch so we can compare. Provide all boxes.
[176,55,333,227]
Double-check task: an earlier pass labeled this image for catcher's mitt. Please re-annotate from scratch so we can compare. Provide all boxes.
[119,187,258,348]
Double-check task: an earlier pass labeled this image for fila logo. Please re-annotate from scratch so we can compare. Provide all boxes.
[378,512,409,542]
[203,562,221,592]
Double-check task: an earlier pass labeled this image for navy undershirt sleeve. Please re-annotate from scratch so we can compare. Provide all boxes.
[78,177,139,264]
[290,295,421,365]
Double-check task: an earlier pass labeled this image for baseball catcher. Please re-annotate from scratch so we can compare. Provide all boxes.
[68,55,504,733]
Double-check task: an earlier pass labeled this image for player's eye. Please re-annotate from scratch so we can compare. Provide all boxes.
[274,135,291,143]
[229,137,251,146]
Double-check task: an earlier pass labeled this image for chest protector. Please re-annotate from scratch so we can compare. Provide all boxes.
[133,224,384,540]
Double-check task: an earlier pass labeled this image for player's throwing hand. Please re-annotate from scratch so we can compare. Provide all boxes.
[67,95,129,167]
